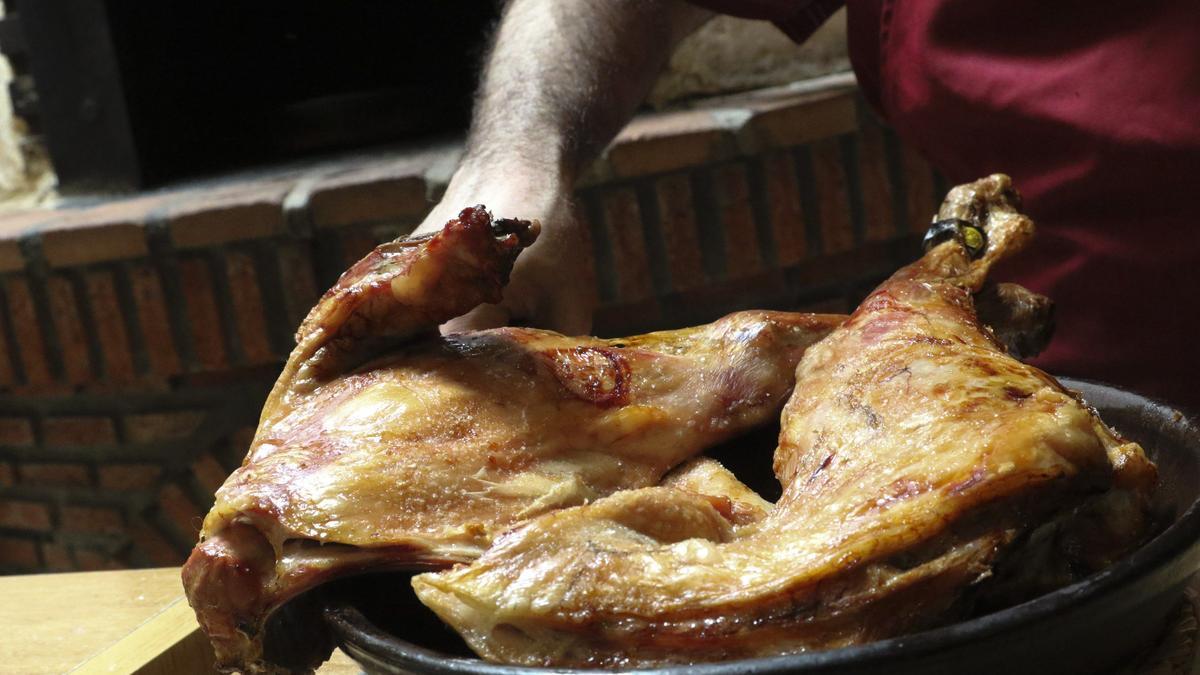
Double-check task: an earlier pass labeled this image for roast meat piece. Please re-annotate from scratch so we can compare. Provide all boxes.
[182,206,843,673]
[412,175,1157,667]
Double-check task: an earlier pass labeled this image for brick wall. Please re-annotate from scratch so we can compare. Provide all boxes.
[0,76,945,573]
[0,387,267,572]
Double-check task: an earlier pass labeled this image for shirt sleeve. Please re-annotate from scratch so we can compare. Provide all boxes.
[685,0,846,43]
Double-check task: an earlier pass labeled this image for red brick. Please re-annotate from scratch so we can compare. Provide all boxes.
[785,242,894,296]
[45,274,94,385]
[0,305,16,389]
[592,299,663,337]
[856,121,897,243]
[124,410,205,444]
[810,137,855,255]
[4,276,53,388]
[39,195,159,268]
[0,499,52,531]
[653,174,705,291]
[158,483,204,540]
[219,426,257,471]
[43,415,116,446]
[338,229,381,270]
[19,462,92,487]
[309,161,428,229]
[129,523,184,566]
[61,505,125,535]
[601,188,653,303]
[0,330,17,394]
[277,242,319,335]
[0,209,45,272]
[0,462,12,486]
[74,548,123,571]
[98,463,162,491]
[578,203,615,304]
[168,179,290,249]
[0,537,38,568]
[763,151,809,267]
[0,417,33,446]
[177,257,227,370]
[796,296,852,315]
[665,268,783,317]
[82,269,136,384]
[223,251,274,364]
[175,368,272,388]
[712,163,762,278]
[0,249,22,275]
[369,221,419,244]
[608,109,738,178]
[191,453,229,495]
[741,88,857,151]
[40,542,74,571]
[231,426,256,452]
[127,263,182,377]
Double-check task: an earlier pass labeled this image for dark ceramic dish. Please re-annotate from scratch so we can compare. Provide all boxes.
[323,379,1200,675]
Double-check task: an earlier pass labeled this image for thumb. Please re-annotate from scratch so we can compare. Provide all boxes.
[439,303,511,335]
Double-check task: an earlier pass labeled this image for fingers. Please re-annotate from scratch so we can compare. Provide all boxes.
[440,303,511,334]
[438,298,594,336]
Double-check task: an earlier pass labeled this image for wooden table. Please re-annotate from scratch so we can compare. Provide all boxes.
[4,568,1199,675]
[0,568,361,675]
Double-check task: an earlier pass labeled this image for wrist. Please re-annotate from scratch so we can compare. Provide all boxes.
[419,157,573,234]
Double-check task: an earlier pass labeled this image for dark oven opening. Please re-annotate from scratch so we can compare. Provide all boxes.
[2,0,499,192]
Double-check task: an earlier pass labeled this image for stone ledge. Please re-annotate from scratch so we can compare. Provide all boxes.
[589,73,857,184]
[0,74,858,272]
[166,178,295,250]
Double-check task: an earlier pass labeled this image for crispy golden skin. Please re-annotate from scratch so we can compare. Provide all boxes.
[413,176,1157,668]
[182,207,843,673]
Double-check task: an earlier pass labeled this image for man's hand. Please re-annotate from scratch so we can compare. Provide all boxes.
[413,0,711,336]
[413,173,595,335]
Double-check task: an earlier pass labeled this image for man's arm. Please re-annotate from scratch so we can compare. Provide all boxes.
[414,0,712,334]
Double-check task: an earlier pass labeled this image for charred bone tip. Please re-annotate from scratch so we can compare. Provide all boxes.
[451,204,541,247]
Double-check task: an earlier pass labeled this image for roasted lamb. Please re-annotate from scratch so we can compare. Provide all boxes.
[412,175,1157,667]
[182,206,843,673]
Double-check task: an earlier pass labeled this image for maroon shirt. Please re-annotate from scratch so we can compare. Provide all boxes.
[691,0,1200,411]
